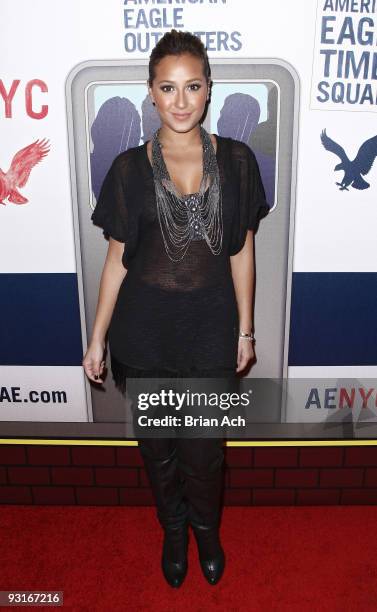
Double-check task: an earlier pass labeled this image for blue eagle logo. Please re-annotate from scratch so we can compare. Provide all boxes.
[320,129,377,191]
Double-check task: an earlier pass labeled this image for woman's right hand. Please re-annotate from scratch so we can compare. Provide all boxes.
[82,339,106,384]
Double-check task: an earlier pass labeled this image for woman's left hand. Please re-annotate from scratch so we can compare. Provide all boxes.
[236,338,255,373]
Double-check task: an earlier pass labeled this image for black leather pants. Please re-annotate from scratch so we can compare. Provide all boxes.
[126,365,234,531]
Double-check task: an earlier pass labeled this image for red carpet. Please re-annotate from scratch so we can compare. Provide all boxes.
[1,505,377,611]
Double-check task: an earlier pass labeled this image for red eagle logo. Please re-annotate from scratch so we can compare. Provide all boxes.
[0,138,50,205]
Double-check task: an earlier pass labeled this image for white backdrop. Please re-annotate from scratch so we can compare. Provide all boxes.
[1,0,376,425]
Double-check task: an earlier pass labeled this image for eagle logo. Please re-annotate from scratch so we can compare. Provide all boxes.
[320,129,377,191]
[0,138,50,205]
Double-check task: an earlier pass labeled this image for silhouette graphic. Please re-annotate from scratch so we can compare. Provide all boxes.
[217,92,275,206]
[90,88,278,209]
[217,92,260,143]
[0,138,50,205]
[249,84,278,158]
[141,95,161,143]
[320,129,377,191]
[90,97,141,201]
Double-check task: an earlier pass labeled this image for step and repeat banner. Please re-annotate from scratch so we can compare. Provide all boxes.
[0,0,376,441]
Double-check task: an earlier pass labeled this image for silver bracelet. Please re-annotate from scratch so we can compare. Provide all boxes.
[239,331,255,342]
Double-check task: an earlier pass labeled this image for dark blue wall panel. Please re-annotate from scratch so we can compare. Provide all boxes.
[288,272,377,367]
[0,274,83,366]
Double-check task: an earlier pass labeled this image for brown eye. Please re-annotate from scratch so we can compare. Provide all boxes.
[189,84,201,91]
[161,85,174,93]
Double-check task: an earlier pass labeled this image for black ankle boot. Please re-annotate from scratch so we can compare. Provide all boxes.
[191,523,225,585]
[161,521,189,588]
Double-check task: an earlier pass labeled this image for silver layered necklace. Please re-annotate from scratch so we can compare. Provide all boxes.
[151,125,223,262]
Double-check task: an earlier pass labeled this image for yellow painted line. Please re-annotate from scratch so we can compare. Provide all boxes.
[0,438,376,447]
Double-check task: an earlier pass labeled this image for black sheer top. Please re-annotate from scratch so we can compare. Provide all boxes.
[91,135,269,383]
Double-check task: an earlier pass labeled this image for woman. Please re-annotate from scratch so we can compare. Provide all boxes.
[83,29,269,588]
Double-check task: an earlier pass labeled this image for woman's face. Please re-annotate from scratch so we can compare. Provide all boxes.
[148,53,209,135]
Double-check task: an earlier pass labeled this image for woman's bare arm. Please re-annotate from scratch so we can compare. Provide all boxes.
[91,238,127,343]
[83,238,127,383]
[230,230,255,372]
